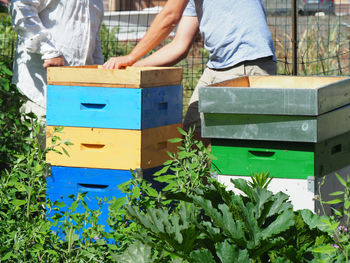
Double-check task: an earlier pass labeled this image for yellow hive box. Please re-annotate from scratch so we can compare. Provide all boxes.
[46,124,182,170]
[47,65,182,88]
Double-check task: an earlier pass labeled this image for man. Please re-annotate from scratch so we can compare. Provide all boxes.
[10,0,104,122]
[103,0,276,142]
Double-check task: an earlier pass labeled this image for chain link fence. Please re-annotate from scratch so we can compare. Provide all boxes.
[1,1,350,107]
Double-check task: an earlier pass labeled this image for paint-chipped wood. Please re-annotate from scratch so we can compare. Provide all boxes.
[199,75,350,115]
[201,103,350,142]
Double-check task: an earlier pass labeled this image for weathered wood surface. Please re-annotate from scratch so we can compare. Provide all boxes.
[199,75,350,115]
[201,103,350,142]
[47,66,183,88]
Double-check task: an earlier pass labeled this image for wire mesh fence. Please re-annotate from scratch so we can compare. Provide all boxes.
[269,12,350,76]
[1,0,350,106]
[0,12,15,66]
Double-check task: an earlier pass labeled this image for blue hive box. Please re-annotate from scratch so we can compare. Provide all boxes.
[46,166,163,235]
[46,85,183,129]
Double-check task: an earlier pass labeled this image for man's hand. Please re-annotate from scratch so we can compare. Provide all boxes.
[103,0,188,70]
[43,56,65,68]
[102,54,136,69]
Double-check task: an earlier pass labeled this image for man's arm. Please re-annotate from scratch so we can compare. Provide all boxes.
[10,0,64,68]
[103,0,189,69]
[134,16,199,67]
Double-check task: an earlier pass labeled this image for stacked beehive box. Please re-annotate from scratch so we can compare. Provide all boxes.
[199,75,350,213]
[45,66,183,231]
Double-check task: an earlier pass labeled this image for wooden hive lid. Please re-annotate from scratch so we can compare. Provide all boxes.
[47,65,183,88]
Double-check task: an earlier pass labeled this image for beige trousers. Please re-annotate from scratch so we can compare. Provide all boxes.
[183,56,277,133]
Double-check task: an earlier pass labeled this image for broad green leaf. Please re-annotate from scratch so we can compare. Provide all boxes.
[190,249,216,263]
[126,206,156,232]
[163,159,173,165]
[70,200,78,212]
[300,209,334,233]
[266,191,292,218]
[155,174,177,182]
[53,201,66,208]
[162,182,179,192]
[231,178,253,199]
[164,191,193,203]
[328,191,344,196]
[114,241,153,263]
[63,140,74,146]
[168,138,183,143]
[333,208,343,217]
[14,182,26,192]
[177,127,187,136]
[260,209,294,240]
[325,198,343,205]
[12,199,26,207]
[251,187,273,220]
[216,241,250,263]
[193,195,245,245]
[1,65,12,76]
[144,184,159,197]
[154,165,170,175]
[1,252,12,261]
[312,245,337,255]
[54,126,64,133]
[118,181,132,192]
[132,186,140,199]
[335,173,347,187]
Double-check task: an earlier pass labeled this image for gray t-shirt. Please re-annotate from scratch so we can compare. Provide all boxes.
[183,0,275,69]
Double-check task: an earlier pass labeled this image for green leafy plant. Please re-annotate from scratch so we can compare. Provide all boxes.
[122,177,336,262]
[0,61,32,171]
[0,81,111,262]
[105,170,163,256]
[153,126,214,195]
[107,127,214,260]
[249,172,272,189]
[0,12,16,63]
[47,192,111,262]
[113,129,334,262]
[325,174,350,221]
[313,174,350,262]
[0,120,60,262]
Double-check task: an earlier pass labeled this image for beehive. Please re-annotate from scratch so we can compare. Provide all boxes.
[199,75,350,212]
[46,66,183,129]
[46,66,183,231]
[199,76,350,142]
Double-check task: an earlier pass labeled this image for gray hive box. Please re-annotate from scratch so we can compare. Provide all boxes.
[199,76,350,142]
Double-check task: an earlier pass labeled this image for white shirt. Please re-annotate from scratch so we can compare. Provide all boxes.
[10,0,104,108]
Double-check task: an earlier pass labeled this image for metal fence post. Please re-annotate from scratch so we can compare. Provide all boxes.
[292,0,298,75]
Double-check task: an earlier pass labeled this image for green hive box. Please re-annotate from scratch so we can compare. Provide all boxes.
[199,76,350,142]
[211,131,350,179]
